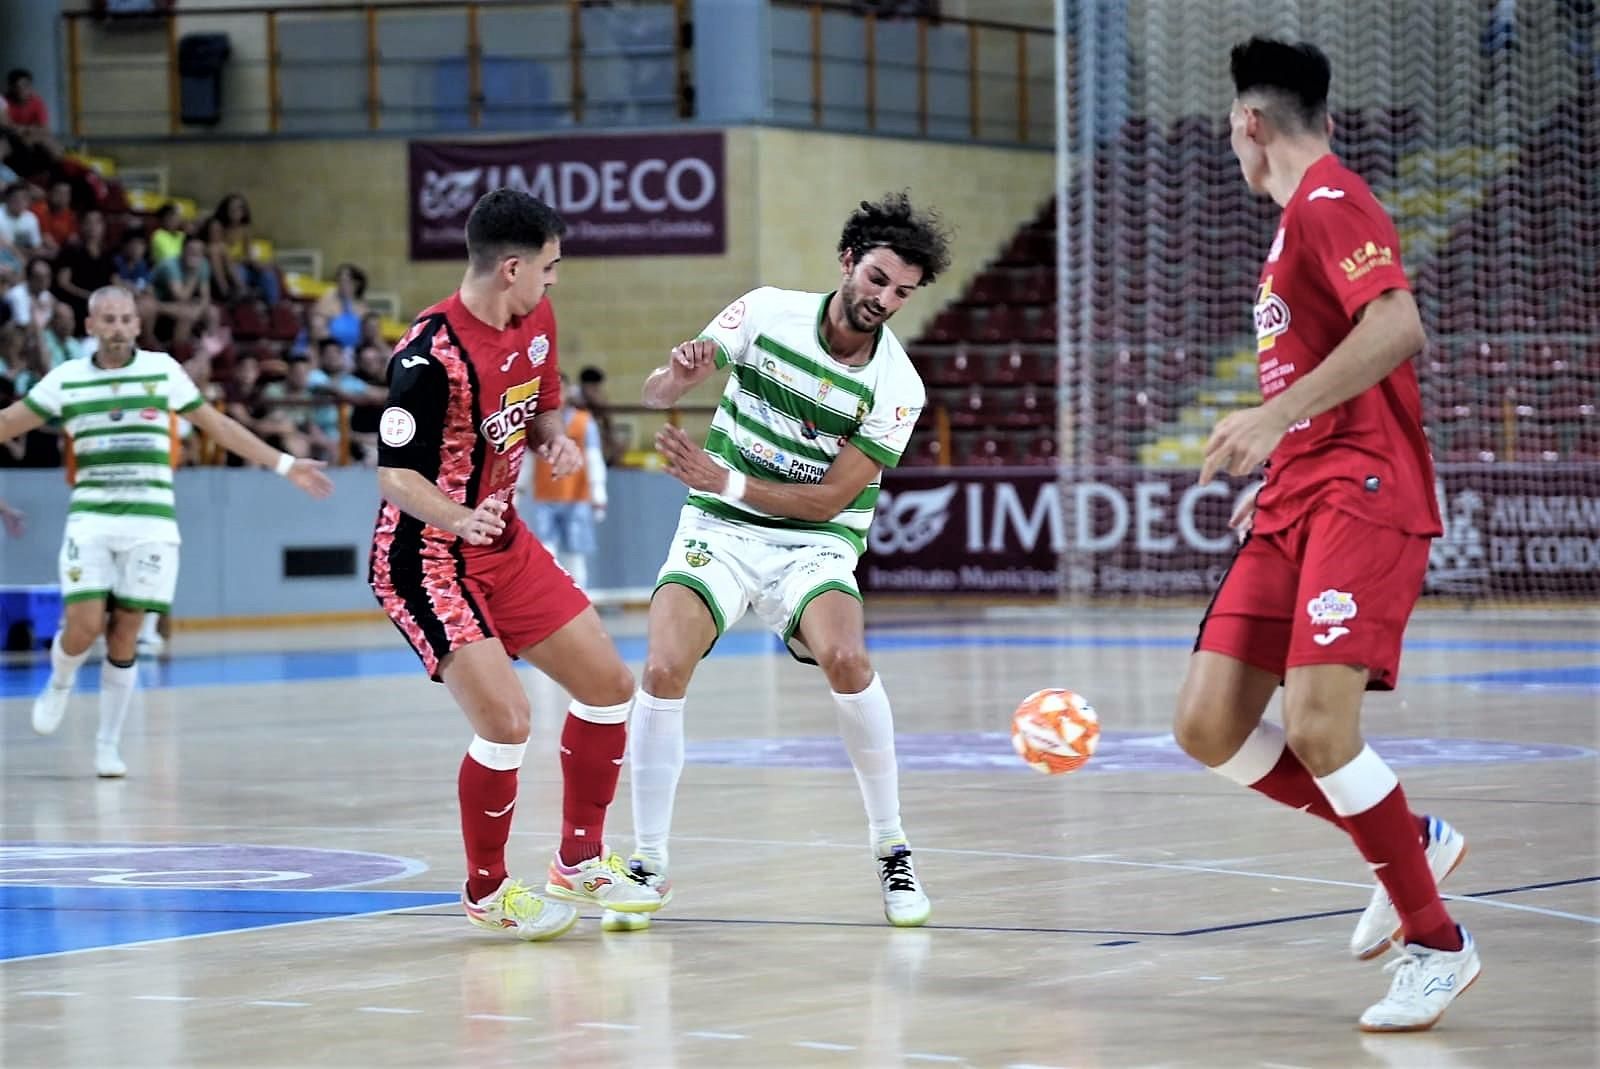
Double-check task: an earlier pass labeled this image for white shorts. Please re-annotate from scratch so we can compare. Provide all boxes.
[60,527,180,613]
[654,508,861,663]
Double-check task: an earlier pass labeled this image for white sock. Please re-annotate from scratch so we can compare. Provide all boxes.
[139,613,160,641]
[629,690,685,867]
[49,632,90,692]
[1209,719,1287,786]
[832,673,906,850]
[1314,745,1399,817]
[97,659,138,748]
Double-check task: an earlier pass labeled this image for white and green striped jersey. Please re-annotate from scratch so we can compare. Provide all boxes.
[690,286,926,556]
[23,350,204,542]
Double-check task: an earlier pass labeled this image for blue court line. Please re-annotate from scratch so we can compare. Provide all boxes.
[0,885,456,961]
[3,630,1597,698]
[1413,664,1600,690]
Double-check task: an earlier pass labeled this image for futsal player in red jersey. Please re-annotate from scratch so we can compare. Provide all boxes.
[1172,39,1479,1030]
[369,189,660,940]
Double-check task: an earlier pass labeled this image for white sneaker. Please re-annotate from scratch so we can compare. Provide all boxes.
[95,744,127,779]
[877,841,931,927]
[601,855,673,932]
[1360,928,1481,1032]
[461,877,579,942]
[31,685,72,735]
[546,849,663,913]
[1352,816,1468,960]
[136,632,165,658]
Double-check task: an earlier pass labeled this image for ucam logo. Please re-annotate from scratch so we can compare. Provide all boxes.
[480,378,541,453]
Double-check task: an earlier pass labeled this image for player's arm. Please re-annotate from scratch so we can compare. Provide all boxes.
[374,326,505,545]
[0,399,47,445]
[1260,287,1425,429]
[655,424,880,523]
[643,291,761,408]
[184,403,333,498]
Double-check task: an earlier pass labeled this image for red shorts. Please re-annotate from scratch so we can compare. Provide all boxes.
[372,519,589,681]
[1195,507,1431,690]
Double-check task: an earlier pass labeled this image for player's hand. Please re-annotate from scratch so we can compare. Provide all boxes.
[668,339,721,385]
[1229,481,1263,543]
[287,458,335,499]
[1200,404,1292,484]
[0,503,23,538]
[453,498,507,546]
[656,424,732,493]
[538,435,583,478]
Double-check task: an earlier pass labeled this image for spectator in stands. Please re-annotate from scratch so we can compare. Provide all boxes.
[39,302,88,368]
[521,372,609,590]
[54,210,117,327]
[1,318,49,397]
[32,180,76,253]
[358,310,386,351]
[151,235,210,342]
[195,301,234,369]
[198,215,241,304]
[305,336,362,446]
[576,364,625,464]
[315,262,368,349]
[0,139,20,189]
[212,192,280,306]
[6,257,54,333]
[1,69,60,176]
[150,203,188,264]
[132,289,163,351]
[113,228,153,292]
[290,307,330,359]
[346,340,389,464]
[260,351,325,459]
[0,183,44,269]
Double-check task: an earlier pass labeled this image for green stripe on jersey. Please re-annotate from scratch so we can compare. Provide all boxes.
[731,364,857,439]
[61,395,170,420]
[850,435,903,467]
[73,478,175,491]
[71,423,173,441]
[716,395,834,463]
[60,373,169,390]
[754,334,874,405]
[76,448,174,468]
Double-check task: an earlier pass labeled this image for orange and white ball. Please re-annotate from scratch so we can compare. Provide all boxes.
[1010,689,1100,774]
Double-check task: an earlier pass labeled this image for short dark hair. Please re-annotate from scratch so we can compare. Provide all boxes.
[6,69,31,88]
[465,189,567,273]
[579,366,605,385]
[836,191,952,286]
[1230,37,1331,131]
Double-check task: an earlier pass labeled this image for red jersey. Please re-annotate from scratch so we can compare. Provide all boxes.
[371,292,561,561]
[1250,154,1441,537]
[6,94,47,129]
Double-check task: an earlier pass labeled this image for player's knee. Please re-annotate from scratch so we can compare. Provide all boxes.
[813,643,873,694]
[641,654,692,700]
[476,696,532,744]
[1172,688,1238,767]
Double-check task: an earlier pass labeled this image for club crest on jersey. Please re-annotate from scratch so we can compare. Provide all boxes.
[817,378,833,401]
[481,378,541,453]
[1254,276,1290,352]
[683,538,712,568]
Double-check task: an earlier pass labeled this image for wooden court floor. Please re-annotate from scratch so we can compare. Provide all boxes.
[2,605,1596,1068]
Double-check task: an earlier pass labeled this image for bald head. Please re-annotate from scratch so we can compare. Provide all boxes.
[86,285,141,360]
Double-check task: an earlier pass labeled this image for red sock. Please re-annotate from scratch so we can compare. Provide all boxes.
[1341,784,1461,950]
[559,711,626,864]
[459,751,519,902]
[1253,749,1430,842]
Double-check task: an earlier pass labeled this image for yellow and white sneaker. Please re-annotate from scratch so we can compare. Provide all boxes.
[601,856,673,932]
[462,877,579,942]
[877,841,931,927]
[546,849,663,913]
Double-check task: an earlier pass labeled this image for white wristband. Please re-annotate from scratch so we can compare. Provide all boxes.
[723,469,747,502]
[274,452,295,477]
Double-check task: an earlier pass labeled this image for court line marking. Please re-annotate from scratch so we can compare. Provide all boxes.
[357,1006,421,1015]
[469,1013,531,1023]
[248,1000,310,1007]
[795,1041,856,1051]
[684,1031,748,1040]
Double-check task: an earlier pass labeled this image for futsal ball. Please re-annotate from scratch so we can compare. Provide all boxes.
[1010,689,1100,775]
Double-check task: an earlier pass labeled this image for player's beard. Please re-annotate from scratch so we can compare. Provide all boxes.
[840,280,888,333]
[95,336,135,365]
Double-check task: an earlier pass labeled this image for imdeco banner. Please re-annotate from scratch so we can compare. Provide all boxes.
[408,131,726,259]
[859,465,1600,599]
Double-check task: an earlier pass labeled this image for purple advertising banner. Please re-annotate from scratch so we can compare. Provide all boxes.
[408,131,725,260]
[860,464,1600,599]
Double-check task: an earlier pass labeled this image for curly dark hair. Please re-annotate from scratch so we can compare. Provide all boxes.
[836,191,952,286]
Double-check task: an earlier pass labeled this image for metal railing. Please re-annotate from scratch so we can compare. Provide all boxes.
[63,0,691,138]
[770,0,1053,143]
